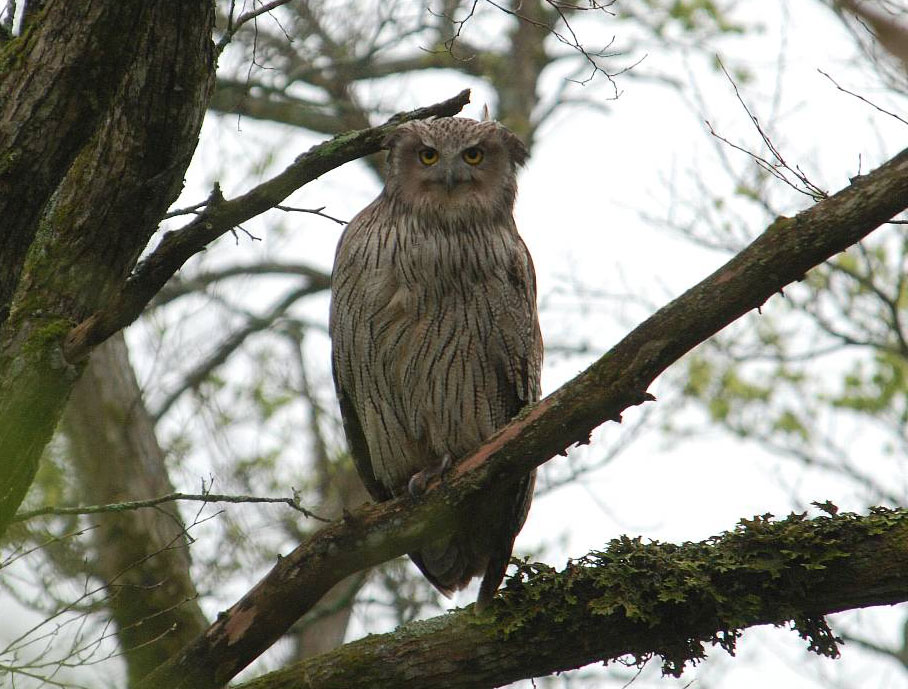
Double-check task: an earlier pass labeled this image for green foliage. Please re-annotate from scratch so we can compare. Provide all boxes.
[772,409,808,438]
[630,0,748,36]
[831,352,908,414]
[681,351,791,435]
[495,508,907,677]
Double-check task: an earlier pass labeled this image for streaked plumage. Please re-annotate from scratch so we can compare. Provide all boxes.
[329,116,542,608]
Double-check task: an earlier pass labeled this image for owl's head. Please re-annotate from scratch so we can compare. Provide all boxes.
[382,117,528,221]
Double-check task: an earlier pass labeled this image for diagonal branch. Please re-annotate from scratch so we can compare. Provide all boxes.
[151,283,320,421]
[61,89,472,363]
[136,144,908,689]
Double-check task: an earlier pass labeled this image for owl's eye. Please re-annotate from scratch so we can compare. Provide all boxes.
[418,148,439,165]
[462,147,484,165]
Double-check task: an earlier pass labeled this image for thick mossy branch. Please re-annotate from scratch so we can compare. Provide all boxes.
[499,507,904,675]
[236,508,908,689]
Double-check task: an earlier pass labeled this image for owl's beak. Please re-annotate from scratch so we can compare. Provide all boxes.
[442,164,471,192]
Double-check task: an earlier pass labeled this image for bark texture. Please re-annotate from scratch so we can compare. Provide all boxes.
[62,333,208,683]
[0,0,216,537]
[234,508,908,689]
[136,146,908,689]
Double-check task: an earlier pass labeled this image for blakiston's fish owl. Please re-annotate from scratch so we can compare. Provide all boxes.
[329,116,542,609]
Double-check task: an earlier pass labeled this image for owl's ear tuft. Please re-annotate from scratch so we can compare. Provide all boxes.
[499,127,529,168]
[382,127,405,151]
[383,119,432,151]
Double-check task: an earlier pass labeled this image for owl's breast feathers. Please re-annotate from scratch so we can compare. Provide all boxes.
[330,194,542,604]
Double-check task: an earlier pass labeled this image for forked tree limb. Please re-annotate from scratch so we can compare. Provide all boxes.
[61,89,472,363]
[136,145,908,689]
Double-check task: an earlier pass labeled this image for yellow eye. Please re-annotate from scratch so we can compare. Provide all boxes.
[418,148,439,165]
[462,147,484,165]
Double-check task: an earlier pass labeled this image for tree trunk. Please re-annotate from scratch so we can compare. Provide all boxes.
[62,332,208,684]
[0,0,216,537]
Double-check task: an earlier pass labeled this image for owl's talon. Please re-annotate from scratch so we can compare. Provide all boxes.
[408,472,428,497]
[407,454,453,497]
[437,453,453,484]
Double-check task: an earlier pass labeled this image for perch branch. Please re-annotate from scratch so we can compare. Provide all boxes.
[232,509,908,689]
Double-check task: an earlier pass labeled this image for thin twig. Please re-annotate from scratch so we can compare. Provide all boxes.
[710,58,827,201]
[216,0,294,56]
[275,204,348,224]
[13,492,328,524]
[818,68,908,127]
[163,201,208,219]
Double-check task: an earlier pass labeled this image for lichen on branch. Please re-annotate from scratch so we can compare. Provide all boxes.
[231,507,908,689]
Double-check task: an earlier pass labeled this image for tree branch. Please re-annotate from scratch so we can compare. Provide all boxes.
[136,144,908,689]
[149,261,331,310]
[61,89,472,363]
[209,79,349,134]
[233,508,908,689]
[151,283,322,421]
[215,0,294,56]
[12,491,325,524]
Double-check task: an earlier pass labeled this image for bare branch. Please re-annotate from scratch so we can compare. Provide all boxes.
[216,0,295,56]
[12,491,327,524]
[818,68,908,127]
[61,89,472,363]
[163,200,208,219]
[485,0,623,87]
[152,283,321,420]
[709,60,827,201]
[150,261,331,309]
[275,204,348,224]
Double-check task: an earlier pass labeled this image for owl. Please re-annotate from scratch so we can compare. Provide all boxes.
[329,116,542,609]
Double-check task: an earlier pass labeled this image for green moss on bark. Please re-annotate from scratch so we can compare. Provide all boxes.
[495,507,908,676]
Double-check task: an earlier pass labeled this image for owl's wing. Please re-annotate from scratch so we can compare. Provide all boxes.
[476,237,543,609]
[330,201,394,504]
[500,235,544,414]
[335,384,392,503]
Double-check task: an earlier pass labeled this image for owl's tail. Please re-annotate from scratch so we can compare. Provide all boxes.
[409,471,535,609]
[477,552,510,611]
[408,538,476,599]
[408,532,518,611]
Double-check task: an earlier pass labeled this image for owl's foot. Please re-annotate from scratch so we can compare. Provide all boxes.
[408,453,453,497]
